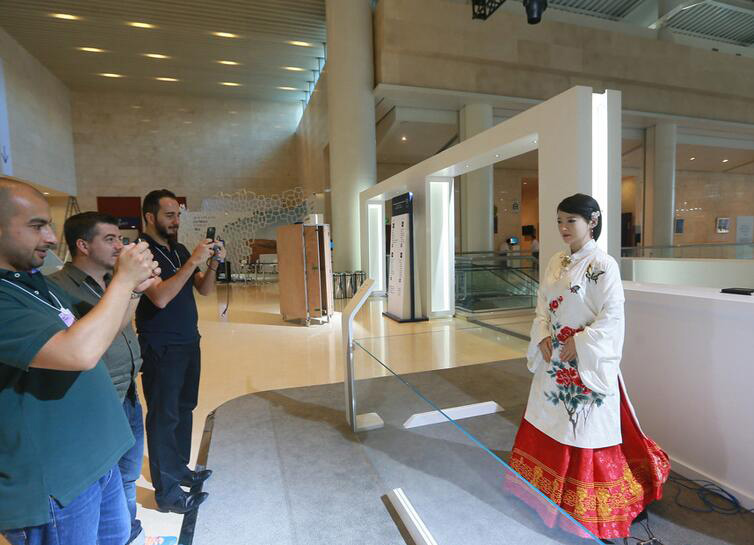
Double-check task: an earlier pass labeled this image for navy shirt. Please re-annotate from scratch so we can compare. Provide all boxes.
[135,234,200,348]
[0,269,133,530]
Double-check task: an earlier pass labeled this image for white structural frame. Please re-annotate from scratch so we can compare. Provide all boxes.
[360,86,622,319]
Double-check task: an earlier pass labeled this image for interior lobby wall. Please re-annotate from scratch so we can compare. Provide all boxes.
[674,170,754,245]
[296,73,329,197]
[375,0,754,125]
[71,91,301,212]
[0,27,76,194]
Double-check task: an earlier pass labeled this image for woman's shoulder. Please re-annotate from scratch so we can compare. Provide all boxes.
[587,247,620,278]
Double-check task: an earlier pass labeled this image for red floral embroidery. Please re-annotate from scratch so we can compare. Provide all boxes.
[549,299,559,311]
[555,368,591,394]
[556,326,584,343]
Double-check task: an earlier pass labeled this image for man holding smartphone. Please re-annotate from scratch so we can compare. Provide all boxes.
[136,189,226,513]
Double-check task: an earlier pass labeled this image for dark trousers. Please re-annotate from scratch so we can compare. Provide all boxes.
[140,340,201,504]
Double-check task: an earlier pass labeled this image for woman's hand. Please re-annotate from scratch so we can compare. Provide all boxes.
[560,337,577,362]
[539,337,552,363]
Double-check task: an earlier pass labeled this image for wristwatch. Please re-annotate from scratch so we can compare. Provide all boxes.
[131,291,143,299]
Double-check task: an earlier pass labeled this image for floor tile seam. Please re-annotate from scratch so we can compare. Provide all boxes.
[352,325,485,343]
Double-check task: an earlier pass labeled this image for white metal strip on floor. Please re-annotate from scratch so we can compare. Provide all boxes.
[387,488,439,545]
[402,401,504,429]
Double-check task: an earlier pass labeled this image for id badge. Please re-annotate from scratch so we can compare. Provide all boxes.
[59,308,76,328]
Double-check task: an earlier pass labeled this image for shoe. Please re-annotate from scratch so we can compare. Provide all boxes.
[180,469,213,488]
[156,490,208,514]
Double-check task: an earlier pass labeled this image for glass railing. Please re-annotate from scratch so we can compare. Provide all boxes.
[351,327,607,544]
[622,243,754,259]
[456,253,538,313]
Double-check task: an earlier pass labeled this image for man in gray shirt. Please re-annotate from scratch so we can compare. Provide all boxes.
[49,212,146,545]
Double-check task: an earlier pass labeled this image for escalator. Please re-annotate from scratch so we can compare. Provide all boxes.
[455,253,538,313]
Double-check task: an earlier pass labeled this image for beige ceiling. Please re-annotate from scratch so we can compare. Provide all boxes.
[0,0,326,102]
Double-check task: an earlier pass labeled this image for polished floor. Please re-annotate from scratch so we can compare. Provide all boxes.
[135,282,529,542]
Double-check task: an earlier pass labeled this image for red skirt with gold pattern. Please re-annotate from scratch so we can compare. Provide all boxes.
[507,386,671,540]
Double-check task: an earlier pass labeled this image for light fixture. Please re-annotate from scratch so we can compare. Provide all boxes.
[51,13,80,20]
[141,119,151,123]
[689,156,696,161]
[145,53,170,59]
[78,47,106,53]
[229,110,238,114]
[288,40,313,47]
[722,158,729,163]
[282,66,306,72]
[495,154,500,158]
[155,77,179,82]
[184,121,192,124]
[220,82,241,86]
[43,192,50,195]
[127,21,157,29]
[217,60,241,66]
[277,86,299,91]
[212,31,239,38]
[401,136,407,142]
[99,73,124,78]
[131,105,142,109]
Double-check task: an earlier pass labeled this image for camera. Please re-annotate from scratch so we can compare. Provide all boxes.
[523,0,547,24]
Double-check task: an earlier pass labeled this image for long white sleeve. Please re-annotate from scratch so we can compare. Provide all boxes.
[572,257,625,395]
[526,258,554,373]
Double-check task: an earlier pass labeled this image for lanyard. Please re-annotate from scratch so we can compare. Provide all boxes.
[0,278,65,312]
[154,245,181,271]
[83,279,104,300]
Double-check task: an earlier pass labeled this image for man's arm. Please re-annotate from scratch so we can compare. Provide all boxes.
[31,244,158,372]
[143,240,213,308]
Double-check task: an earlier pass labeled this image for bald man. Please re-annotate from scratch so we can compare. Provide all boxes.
[0,178,159,545]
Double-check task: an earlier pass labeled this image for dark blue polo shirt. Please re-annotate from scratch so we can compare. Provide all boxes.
[0,268,133,530]
[135,234,199,348]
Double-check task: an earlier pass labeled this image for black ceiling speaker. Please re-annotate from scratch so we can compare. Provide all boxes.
[523,0,548,24]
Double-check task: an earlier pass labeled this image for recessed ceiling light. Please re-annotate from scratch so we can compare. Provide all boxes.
[141,119,151,123]
[217,60,241,66]
[212,31,239,38]
[184,121,192,124]
[277,86,299,91]
[145,53,170,59]
[131,105,142,109]
[401,136,407,142]
[127,22,157,29]
[495,154,500,158]
[288,40,313,47]
[722,158,729,163]
[78,47,106,53]
[155,77,179,82]
[689,156,696,161]
[282,66,306,72]
[99,73,124,78]
[220,81,241,87]
[229,110,238,114]
[51,13,80,20]
[43,192,50,195]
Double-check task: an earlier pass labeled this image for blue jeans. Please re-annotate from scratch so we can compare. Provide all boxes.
[1,466,130,545]
[118,394,144,543]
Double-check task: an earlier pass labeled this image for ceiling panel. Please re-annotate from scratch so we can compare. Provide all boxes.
[0,0,326,102]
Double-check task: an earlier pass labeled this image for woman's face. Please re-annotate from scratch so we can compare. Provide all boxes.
[557,210,594,249]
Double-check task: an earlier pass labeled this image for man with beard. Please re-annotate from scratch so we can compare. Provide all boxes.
[136,189,225,514]
[49,212,148,545]
[0,178,159,544]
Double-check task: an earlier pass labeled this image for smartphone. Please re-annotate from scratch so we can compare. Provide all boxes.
[206,227,216,241]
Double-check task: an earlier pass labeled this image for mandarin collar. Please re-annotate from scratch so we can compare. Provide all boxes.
[569,239,597,260]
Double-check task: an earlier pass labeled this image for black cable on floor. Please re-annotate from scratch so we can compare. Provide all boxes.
[620,511,666,545]
[668,474,754,516]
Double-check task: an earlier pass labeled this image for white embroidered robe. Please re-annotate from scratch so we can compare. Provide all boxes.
[525,239,627,448]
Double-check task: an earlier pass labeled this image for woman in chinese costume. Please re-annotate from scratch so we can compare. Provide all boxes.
[508,193,670,541]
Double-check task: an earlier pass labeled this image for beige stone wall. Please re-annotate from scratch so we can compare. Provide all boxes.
[296,73,329,197]
[674,171,754,245]
[0,27,76,194]
[71,91,301,212]
[375,0,754,125]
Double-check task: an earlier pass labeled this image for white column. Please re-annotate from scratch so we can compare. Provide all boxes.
[459,104,494,252]
[644,123,677,247]
[326,0,377,271]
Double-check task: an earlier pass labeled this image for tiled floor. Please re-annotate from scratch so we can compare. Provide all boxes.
[0,282,530,544]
